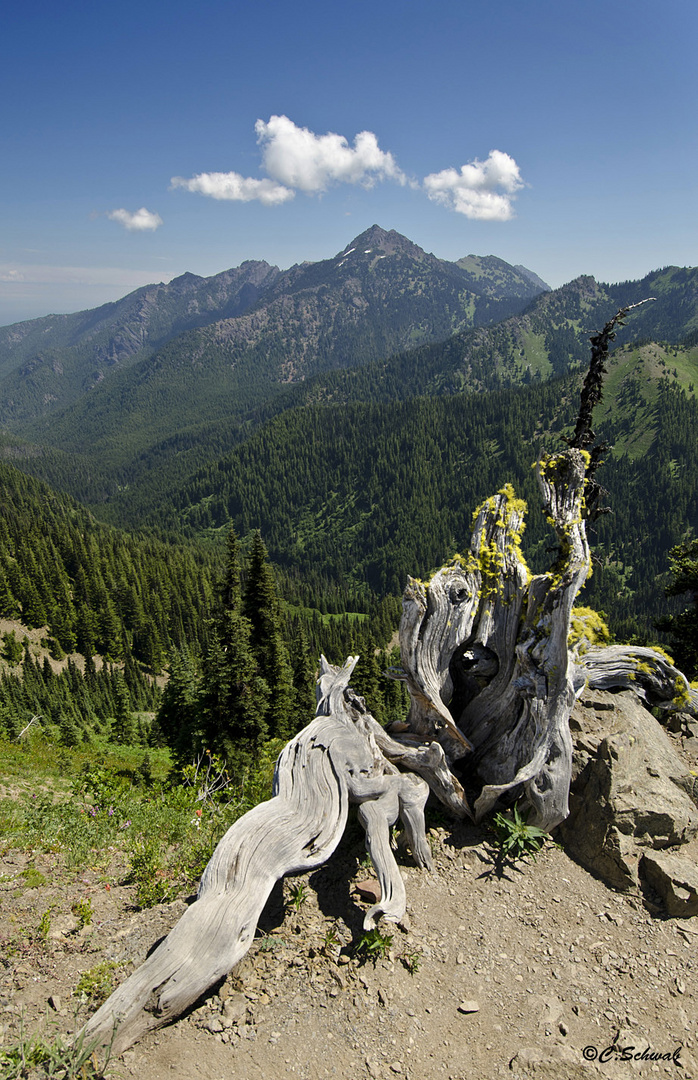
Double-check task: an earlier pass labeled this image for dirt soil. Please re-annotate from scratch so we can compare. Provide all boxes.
[1,807,697,1080]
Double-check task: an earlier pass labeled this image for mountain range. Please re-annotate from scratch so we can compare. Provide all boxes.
[1,225,697,643]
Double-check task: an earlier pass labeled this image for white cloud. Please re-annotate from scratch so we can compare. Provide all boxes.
[423,150,524,221]
[170,120,524,224]
[107,207,164,232]
[170,171,294,206]
[254,114,406,192]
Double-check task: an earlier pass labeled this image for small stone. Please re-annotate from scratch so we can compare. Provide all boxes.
[205,1017,223,1033]
[355,879,382,904]
[222,994,247,1023]
[458,1000,480,1014]
[48,995,62,1013]
[390,1063,403,1074]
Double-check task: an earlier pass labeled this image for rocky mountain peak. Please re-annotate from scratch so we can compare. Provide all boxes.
[337,225,428,261]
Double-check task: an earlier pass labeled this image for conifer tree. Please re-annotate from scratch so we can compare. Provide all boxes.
[198,527,270,766]
[289,622,316,733]
[242,531,295,740]
[157,646,203,761]
[111,673,137,745]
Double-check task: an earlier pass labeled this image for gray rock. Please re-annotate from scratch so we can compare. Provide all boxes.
[559,691,698,890]
[641,850,698,917]
[222,992,248,1023]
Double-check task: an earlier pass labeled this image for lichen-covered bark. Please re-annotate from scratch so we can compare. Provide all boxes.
[397,450,590,830]
[579,643,698,717]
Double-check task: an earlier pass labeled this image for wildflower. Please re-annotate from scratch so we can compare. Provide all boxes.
[195,809,202,817]
[119,819,131,830]
[108,808,114,817]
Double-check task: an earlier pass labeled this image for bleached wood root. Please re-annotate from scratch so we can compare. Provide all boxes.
[81,657,432,1056]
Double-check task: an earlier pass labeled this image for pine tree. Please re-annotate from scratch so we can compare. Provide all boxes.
[157,646,203,761]
[110,673,137,745]
[289,622,316,733]
[198,527,270,767]
[242,531,295,740]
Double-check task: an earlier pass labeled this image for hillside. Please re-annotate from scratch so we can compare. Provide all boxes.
[0,459,217,670]
[0,261,281,427]
[1,233,697,658]
[92,365,696,642]
[0,226,547,447]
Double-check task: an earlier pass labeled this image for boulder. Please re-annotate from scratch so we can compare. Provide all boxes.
[558,690,698,892]
[641,850,698,917]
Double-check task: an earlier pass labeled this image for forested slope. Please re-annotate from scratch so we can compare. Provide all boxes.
[0,462,217,668]
[129,368,698,642]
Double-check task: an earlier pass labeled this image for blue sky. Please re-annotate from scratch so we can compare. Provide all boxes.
[2,0,697,325]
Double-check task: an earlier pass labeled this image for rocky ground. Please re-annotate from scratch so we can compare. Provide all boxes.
[1,693,697,1080]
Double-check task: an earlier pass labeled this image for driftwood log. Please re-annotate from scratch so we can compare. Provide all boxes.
[82,657,432,1056]
[82,306,698,1055]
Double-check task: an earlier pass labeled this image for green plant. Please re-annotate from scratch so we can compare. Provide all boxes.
[22,865,47,889]
[73,961,118,1007]
[401,948,422,975]
[0,1013,113,1079]
[287,881,308,911]
[255,934,279,952]
[355,927,393,963]
[37,907,53,941]
[126,836,170,907]
[321,924,340,954]
[70,898,92,929]
[491,803,547,861]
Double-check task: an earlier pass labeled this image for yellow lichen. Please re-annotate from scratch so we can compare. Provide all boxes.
[672,677,690,708]
[567,606,612,651]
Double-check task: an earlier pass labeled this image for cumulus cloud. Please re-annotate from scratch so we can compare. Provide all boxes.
[107,207,164,231]
[254,115,406,192]
[423,150,524,221]
[170,171,294,206]
[170,119,524,223]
